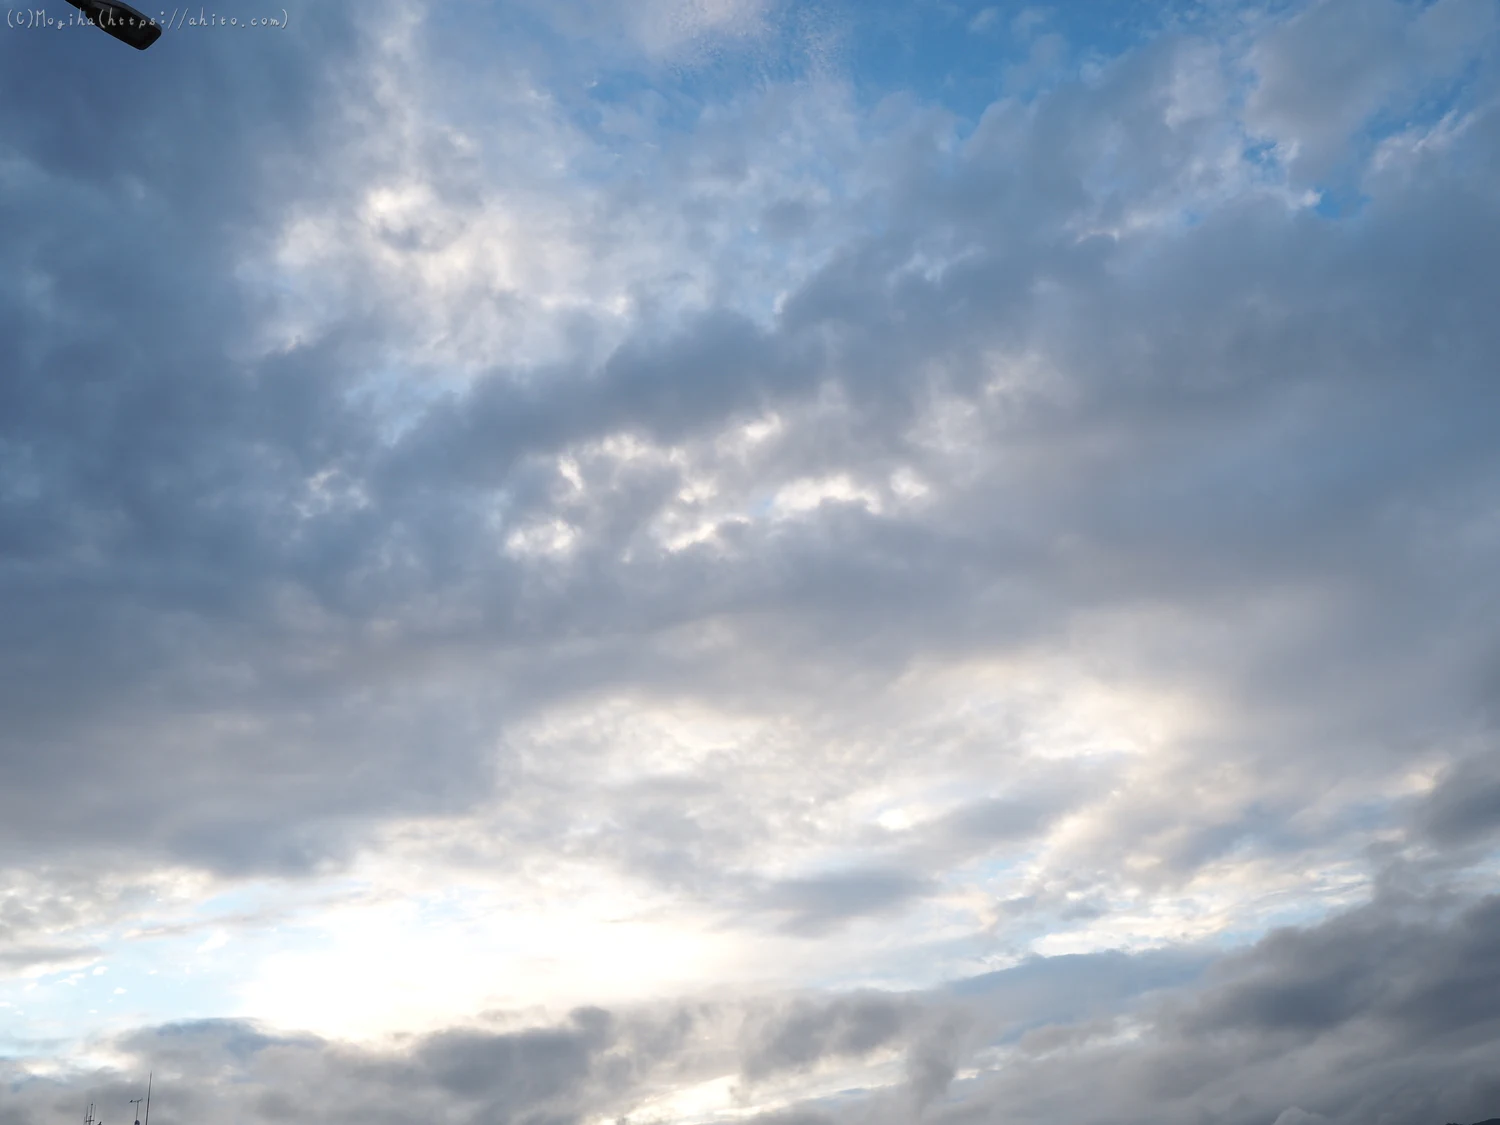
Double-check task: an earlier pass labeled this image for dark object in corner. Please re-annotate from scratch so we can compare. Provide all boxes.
[63,0,163,49]
[1447,1119,1500,1125]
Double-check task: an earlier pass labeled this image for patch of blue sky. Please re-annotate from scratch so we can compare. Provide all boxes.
[418,2,810,144]
[421,0,1247,161]
[1240,137,1281,171]
[832,0,1215,122]
[0,879,366,1061]
[1454,852,1500,901]
[407,886,495,930]
[1310,50,1493,221]
[803,927,997,993]
[944,946,1214,1047]
[956,854,1027,890]
[419,2,584,87]
[0,949,231,1057]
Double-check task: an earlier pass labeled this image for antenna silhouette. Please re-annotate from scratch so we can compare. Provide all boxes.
[143,1073,152,1125]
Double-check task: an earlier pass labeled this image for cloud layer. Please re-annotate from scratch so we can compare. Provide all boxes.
[3,0,1499,1121]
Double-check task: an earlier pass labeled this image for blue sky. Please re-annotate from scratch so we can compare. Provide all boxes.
[3,2,1500,1124]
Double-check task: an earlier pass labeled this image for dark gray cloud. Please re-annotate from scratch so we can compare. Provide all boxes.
[7,891,1500,1125]
[1,1008,671,1125]
[749,894,1500,1125]
[1184,894,1500,1046]
[739,993,914,1081]
[0,2,442,874]
[1416,752,1500,849]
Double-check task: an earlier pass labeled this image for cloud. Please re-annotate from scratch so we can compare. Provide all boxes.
[1416,751,1500,848]
[0,945,101,974]
[9,0,1493,890]
[1245,0,1499,182]
[739,993,913,1081]
[2,0,1499,1117]
[757,870,938,935]
[6,892,1500,1125]
[1273,1110,1331,1125]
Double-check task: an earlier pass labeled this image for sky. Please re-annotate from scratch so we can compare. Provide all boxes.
[1,0,1499,1123]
